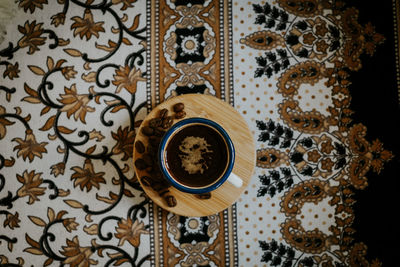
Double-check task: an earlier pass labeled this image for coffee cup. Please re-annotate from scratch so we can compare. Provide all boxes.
[158,117,243,194]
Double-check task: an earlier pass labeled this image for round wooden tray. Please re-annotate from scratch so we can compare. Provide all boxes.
[133,94,255,217]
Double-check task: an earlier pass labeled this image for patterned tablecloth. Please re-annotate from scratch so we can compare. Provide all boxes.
[1,0,399,266]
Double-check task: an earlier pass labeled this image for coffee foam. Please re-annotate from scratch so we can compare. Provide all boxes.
[178,136,213,174]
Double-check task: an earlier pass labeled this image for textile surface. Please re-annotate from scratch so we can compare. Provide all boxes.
[0,0,399,266]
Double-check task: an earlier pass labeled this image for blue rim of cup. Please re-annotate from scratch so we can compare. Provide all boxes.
[158,117,235,194]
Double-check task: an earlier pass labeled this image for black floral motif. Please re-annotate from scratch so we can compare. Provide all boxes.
[285,19,342,59]
[256,119,294,148]
[253,3,289,31]
[255,49,291,78]
[174,27,207,64]
[257,168,294,198]
[178,216,210,244]
[174,0,206,6]
[175,84,208,95]
[0,20,62,60]
[289,136,349,178]
[259,239,315,267]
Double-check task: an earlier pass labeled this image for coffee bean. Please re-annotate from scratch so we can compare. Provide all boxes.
[134,158,147,170]
[142,153,153,166]
[141,176,154,187]
[165,195,177,207]
[137,102,188,209]
[175,110,186,119]
[153,181,168,192]
[151,170,164,181]
[161,116,173,129]
[148,136,161,146]
[159,108,168,119]
[195,192,211,199]
[149,117,162,128]
[154,127,166,137]
[135,140,145,153]
[147,144,157,156]
[141,126,154,136]
[173,102,184,112]
[158,188,170,197]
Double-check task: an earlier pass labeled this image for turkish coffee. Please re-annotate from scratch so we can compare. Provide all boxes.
[164,124,229,188]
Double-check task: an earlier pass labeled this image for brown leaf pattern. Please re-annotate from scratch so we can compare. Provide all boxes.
[16,170,46,204]
[112,65,146,94]
[58,84,95,123]
[111,126,135,160]
[60,236,98,266]
[19,0,48,14]
[70,159,106,192]
[71,9,105,40]
[114,218,149,247]
[17,20,46,54]
[12,129,48,162]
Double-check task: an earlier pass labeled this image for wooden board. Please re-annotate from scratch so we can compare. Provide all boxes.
[133,94,255,217]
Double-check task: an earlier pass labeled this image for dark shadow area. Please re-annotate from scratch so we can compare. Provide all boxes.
[347,0,400,265]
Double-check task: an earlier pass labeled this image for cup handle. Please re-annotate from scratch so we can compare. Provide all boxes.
[227,173,243,188]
